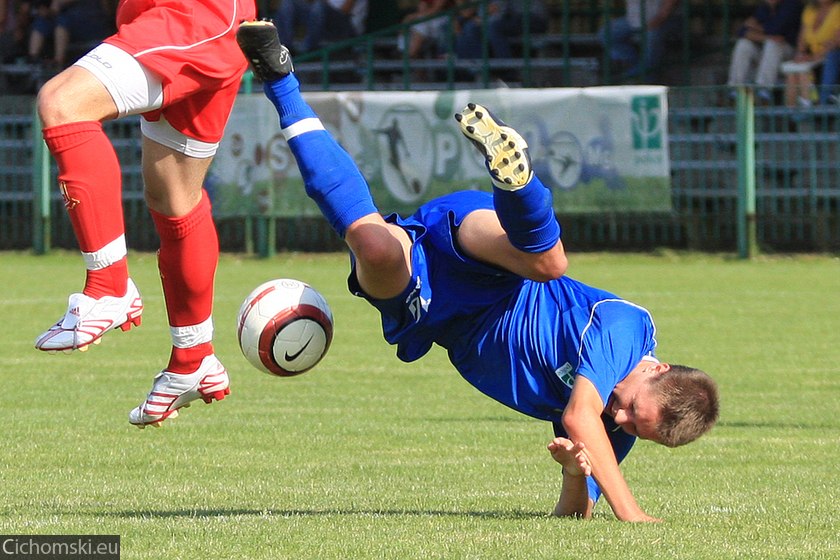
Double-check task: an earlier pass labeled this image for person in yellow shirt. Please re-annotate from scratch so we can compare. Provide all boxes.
[781,0,840,106]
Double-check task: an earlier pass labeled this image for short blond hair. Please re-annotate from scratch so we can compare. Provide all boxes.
[651,365,719,447]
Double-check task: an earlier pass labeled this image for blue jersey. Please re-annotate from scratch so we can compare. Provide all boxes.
[349,191,658,500]
[449,278,658,421]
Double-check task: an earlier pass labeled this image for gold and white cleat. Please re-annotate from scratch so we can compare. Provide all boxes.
[455,102,533,191]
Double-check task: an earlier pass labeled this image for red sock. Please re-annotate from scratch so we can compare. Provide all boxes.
[167,342,215,375]
[151,192,218,373]
[43,121,128,299]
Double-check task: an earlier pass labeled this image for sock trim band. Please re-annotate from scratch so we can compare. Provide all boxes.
[82,234,127,270]
[281,118,325,141]
[170,316,214,348]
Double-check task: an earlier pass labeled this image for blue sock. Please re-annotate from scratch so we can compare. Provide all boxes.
[263,73,317,129]
[288,132,379,238]
[266,73,378,237]
[493,175,562,253]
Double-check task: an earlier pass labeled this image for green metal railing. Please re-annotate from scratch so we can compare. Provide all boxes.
[6,85,838,256]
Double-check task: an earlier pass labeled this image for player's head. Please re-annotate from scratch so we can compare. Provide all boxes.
[648,364,719,447]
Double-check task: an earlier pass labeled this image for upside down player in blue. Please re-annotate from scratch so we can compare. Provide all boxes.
[236,20,720,522]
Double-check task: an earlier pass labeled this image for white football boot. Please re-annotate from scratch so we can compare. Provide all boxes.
[455,102,533,191]
[34,278,143,352]
[129,354,230,428]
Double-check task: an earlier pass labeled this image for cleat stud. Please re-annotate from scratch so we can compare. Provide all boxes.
[93,338,102,345]
[502,158,509,165]
[514,151,521,158]
[454,113,463,122]
[151,422,161,428]
[77,345,88,353]
[486,155,492,163]
[518,163,525,171]
[467,102,476,110]
[509,141,516,148]
[475,111,483,119]
[504,178,513,184]
[466,125,475,134]
[202,396,213,404]
[501,133,508,141]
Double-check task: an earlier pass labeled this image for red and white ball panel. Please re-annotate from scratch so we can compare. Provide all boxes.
[236,279,334,376]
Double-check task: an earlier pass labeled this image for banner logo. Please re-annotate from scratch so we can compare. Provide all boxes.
[631,95,663,150]
[374,105,434,204]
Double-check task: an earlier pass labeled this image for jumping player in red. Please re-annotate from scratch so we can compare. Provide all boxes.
[33,0,256,427]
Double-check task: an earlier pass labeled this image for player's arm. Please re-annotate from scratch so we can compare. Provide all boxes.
[561,376,660,522]
[547,437,594,518]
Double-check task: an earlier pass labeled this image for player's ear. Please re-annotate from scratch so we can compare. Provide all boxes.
[654,363,671,376]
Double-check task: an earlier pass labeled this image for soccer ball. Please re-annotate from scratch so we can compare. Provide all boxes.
[236,279,334,377]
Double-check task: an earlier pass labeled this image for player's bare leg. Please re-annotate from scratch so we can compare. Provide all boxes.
[343,216,413,300]
[38,66,120,126]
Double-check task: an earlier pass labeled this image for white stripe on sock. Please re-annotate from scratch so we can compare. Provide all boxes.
[281,118,325,141]
[170,316,214,348]
[82,235,127,270]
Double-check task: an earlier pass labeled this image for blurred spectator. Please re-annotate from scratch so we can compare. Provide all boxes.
[726,0,802,104]
[819,45,840,102]
[454,0,548,60]
[0,0,32,63]
[780,0,840,106]
[599,0,680,81]
[398,0,453,59]
[28,0,111,69]
[274,0,368,54]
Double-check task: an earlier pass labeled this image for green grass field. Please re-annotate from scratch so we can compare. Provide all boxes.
[0,251,838,559]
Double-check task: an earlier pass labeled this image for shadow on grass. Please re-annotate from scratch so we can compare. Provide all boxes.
[424,416,527,423]
[102,508,549,520]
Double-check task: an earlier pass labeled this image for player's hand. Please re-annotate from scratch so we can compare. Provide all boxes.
[547,437,592,477]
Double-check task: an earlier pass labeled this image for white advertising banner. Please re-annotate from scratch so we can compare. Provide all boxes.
[208,87,670,218]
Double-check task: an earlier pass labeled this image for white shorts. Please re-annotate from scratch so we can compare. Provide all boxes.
[75,42,218,158]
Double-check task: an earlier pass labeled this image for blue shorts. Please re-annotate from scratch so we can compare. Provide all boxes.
[348,190,524,362]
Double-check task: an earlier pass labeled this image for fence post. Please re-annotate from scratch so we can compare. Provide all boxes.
[255,214,276,258]
[31,101,50,255]
[735,86,758,259]
[521,0,532,86]
[240,70,259,257]
[602,0,612,83]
